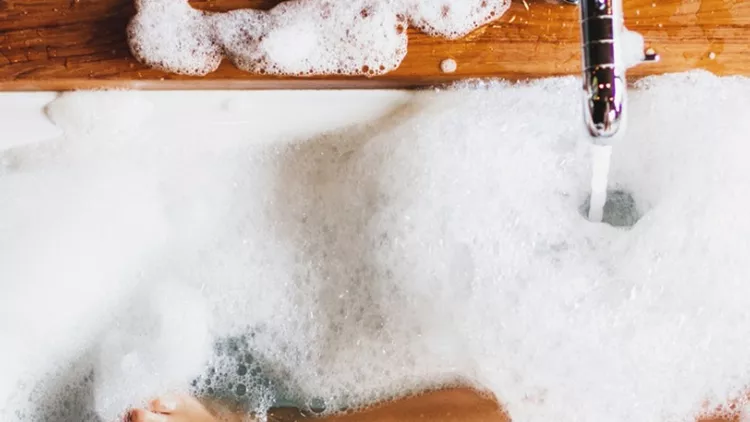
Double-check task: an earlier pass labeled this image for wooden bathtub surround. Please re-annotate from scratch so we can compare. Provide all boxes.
[0,0,748,90]
[262,388,739,422]
[265,388,510,422]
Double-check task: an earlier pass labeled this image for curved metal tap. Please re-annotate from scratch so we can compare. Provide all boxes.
[581,0,626,142]
[564,0,659,144]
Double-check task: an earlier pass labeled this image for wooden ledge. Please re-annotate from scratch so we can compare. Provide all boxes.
[0,0,748,91]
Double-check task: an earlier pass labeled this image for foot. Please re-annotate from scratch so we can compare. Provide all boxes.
[127,394,230,422]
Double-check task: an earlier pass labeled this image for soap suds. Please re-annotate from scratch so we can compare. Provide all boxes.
[4,72,750,422]
[622,27,647,67]
[129,0,223,76]
[94,282,212,422]
[129,0,511,76]
[440,58,458,73]
[0,93,61,152]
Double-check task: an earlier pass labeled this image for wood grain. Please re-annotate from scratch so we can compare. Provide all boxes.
[261,388,740,422]
[0,0,748,89]
[265,389,510,422]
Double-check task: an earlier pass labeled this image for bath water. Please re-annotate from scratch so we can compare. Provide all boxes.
[6,72,750,422]
[588,145,613,223]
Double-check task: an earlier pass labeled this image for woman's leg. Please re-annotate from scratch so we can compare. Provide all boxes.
[127,395,243,422]
[127,388,506,422]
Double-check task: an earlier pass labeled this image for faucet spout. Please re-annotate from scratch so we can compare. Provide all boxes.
[571,0,659,144]
[581,0,626,143]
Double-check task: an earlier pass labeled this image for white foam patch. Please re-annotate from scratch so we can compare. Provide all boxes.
[0,153,170,421]
[4,72,750,422]
[94,282,212,422]
[0,93,61,152]
[0,89,409,421]
[622,27,646,68]
[129,0,223,76]
[45,90,155,140]
[128,0,511,76]
[406,0,507,37]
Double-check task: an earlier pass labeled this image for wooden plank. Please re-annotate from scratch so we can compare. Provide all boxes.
[261,388,740,422]
[268,388,511,422]
[0,0,748,90]
[264,388,741,422]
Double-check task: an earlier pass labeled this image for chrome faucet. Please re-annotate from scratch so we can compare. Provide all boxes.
[565,0,659,144]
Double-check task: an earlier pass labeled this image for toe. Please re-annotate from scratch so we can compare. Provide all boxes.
[128,409,169,422]
[149,395,181,414]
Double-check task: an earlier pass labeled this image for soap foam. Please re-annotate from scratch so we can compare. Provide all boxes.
[4,72,750,422]
[407,0,507,38]
[94,282,212,422]
[129,0,511,76]
[129,0,223,76]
